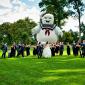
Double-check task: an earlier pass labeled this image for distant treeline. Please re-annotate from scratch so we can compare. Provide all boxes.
[0,17,37,45]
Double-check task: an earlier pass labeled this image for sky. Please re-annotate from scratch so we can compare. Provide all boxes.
[0,0,85,32]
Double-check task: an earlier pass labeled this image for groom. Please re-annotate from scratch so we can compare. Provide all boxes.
[36,42,43,58]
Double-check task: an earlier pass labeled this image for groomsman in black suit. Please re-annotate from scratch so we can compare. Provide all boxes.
[17,44,25,57]
[59,42,64,56]
[80,40,85,58]
[1,43,7,58]
[67,42,71,56]
[36,42,43,58]
[33,46,37,56]
[26,45,30,56]
[51,44,55,56]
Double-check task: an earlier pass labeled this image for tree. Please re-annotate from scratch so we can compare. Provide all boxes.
[67,0,85,40]
[39,0,69,27]
[80,22,85,34]
[63,31,73,43]
[80,23,85,40]
[0,17,37,45]
[0,22,12,44]
[69,29,79,42]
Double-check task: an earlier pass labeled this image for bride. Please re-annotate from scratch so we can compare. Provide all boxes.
[42,41,51,58]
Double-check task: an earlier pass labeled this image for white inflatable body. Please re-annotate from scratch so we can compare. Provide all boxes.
[32,13,63,43]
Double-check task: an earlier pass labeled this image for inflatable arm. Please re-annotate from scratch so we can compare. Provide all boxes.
[54,26,63,37]
[32,24,41,35]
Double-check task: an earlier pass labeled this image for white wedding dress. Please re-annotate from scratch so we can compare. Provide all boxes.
[42,44,51,58]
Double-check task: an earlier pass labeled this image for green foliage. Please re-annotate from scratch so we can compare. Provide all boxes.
[0,18,37,45]
[39,0,69,27]
[69,30,79,42]
[80,23,85,40]
[80,23,85,34]
[62,30,79,43]
[68,0,85,15]
[63,31,73,43]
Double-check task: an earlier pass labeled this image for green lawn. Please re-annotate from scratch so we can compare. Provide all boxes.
[0,54,85,85]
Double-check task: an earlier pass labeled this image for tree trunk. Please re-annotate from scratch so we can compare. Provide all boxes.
[78,9,81,41]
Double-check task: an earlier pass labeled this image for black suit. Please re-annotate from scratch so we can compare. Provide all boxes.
[37,45,43,58]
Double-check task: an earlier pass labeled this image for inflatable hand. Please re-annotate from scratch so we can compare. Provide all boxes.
[54,26,63,37]
[32,24,41,35]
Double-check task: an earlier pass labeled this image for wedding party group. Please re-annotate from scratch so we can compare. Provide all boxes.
[0,39,85,59]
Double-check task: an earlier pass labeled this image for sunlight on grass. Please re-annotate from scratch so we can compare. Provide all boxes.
[55,61,66,63]
[70,83,80,85]
[38,76,61,82]
[36,62,43,64]
[59,58,81,62]
[8,58,17,60]
[44,69,85,73]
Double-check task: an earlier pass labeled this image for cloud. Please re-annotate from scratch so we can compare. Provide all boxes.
[62,12,85,32]
[0,0,40,24]
[62,17,79,32]
[81,13,85,24]
[0,0,12,8]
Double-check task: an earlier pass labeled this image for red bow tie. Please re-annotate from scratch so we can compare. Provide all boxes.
[45,29,50,36]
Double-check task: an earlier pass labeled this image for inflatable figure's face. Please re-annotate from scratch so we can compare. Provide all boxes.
[42,14,54,25]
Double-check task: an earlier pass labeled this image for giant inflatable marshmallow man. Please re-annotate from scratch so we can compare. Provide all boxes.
[32,13,63,43]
